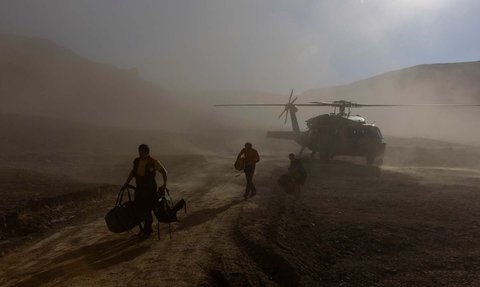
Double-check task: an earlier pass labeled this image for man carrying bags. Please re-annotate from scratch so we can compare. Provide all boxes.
[123,144,167,239]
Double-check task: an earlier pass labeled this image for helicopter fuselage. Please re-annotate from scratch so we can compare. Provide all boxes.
[269,112,386,164]
[302,114,385,161]
[216,95,480,164]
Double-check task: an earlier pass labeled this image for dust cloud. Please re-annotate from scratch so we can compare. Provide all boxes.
[2,32,480,180]
[302,61,480,145]
[3,2,480,286]
[2,1,480,146]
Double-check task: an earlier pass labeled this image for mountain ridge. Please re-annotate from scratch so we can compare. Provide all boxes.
[303,61,480,104]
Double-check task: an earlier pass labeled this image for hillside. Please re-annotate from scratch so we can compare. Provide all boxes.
[304,61,480,103]
[0,34,290,132]
[0,34,219,131]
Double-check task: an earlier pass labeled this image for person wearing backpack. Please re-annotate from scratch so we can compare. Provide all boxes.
[236,142,260,199]
[122,144,167,239]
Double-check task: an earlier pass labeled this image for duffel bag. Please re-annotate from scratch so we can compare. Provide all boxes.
[105,185,141,233]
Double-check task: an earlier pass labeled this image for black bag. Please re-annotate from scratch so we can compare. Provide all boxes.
[153,187,187,238]
[153,188,186,223]
[105,185,141,233]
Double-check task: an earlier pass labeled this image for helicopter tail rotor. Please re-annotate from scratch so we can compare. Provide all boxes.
[278,89,298,125]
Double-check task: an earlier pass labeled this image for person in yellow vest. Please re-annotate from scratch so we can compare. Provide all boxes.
[236,142,260,199]
[122,144,167,239]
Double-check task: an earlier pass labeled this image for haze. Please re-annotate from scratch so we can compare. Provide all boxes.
[5,2,480,285]
[1,0,479,93]
[1,1,480,145]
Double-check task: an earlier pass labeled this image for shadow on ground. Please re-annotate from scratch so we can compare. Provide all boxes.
[177,199,243,231]
[13,236,149,287]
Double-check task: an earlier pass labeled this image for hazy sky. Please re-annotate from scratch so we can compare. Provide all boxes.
[1,0,480,93]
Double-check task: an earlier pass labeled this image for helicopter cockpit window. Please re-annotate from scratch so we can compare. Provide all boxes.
[377,129,383,139]
[368,127,383,139]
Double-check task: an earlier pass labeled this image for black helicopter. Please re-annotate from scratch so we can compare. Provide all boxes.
[216,90,480,165]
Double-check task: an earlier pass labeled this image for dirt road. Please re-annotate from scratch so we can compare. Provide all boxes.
[0,156,285,286]
[2,155,480,286]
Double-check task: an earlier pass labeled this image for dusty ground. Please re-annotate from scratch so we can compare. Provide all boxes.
[2,153,480,286]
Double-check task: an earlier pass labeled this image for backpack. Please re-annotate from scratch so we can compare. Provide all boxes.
[234,157,245,171]
[105,185,142,233]
[152,187,187,239]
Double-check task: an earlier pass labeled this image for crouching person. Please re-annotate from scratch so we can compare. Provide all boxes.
[122,144,167,239]
[288,153,307,193]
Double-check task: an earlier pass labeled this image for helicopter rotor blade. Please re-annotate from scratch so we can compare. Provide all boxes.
[217,101,480,107]
[308,102,337,106]
[215,104,289,106]
[217,103,480,107]
[280,89,295,123]
[279,108,287,119]
[308,102,480,107]
[354,104,480,107]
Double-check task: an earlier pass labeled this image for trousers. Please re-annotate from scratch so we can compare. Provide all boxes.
[244,165,256,197]
[135,183,156,232]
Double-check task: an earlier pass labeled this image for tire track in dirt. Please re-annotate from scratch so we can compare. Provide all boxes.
[203,157,304,286]
[232,226,301,286]
[0,155,274,287]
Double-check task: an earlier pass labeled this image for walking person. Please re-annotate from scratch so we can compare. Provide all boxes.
[236,142,260,199]
[122,144,167,239]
